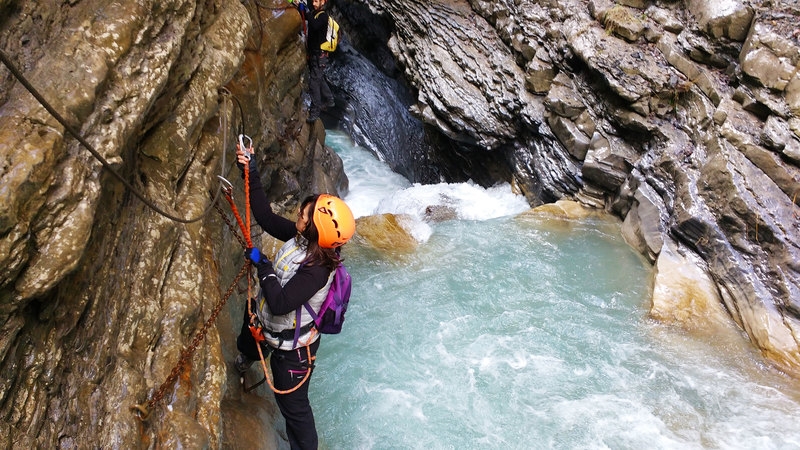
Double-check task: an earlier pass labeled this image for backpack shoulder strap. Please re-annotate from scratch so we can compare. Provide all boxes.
[292,266,334,346]
[303,302,319,320]
[292,307,302,348]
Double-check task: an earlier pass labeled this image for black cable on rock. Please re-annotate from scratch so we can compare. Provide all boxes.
[0,47,226,224]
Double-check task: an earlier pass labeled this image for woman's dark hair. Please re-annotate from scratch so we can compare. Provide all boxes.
[299,194,343,272]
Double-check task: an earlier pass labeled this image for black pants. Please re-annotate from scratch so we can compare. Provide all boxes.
[308,53,332,116]
[237,309,321,450]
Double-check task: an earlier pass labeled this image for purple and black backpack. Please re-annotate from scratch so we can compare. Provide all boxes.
[305,263,351,334]
[292,263,352,347]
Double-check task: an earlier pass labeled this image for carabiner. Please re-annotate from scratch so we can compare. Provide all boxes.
[238,134,253,160]
[217,175,233,195]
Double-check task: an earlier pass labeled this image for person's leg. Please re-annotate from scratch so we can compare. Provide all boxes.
[318,55,334,109]
[307,56,323,121]
[235,304,261,372]
[271,339,321,450]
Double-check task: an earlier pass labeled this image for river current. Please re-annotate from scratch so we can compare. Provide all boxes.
[308,130,800,450]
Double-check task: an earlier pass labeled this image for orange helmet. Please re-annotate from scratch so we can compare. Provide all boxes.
[313,194,355,248]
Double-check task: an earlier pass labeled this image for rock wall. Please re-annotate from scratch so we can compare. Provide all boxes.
[343,0,800,377]
[0,0,343,447]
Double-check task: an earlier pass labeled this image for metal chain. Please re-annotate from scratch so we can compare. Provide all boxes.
[214,200,248,249]
[132,193,254,421]
[132,261,250,421]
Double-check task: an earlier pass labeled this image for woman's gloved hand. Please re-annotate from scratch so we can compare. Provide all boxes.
[246,247,276,282]
[245,247,269,265]
[235,137,256,175]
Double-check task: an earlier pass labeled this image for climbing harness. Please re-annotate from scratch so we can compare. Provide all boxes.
[255,328,317,395]
[215,134,316,395]
[242,247,317,394]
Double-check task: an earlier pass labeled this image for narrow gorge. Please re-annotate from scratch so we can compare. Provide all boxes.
[0,0,798,447]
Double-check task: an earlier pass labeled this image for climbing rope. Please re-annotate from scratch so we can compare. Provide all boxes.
[214,188,248,249]
[219,174,253,249]
[241,135,254,246]
[261,329,316,395]
[0,48,225,224]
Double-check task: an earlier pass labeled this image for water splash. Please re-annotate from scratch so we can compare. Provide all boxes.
[328,130,529,243]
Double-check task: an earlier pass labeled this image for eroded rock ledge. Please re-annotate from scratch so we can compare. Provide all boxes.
[342,0,799,379]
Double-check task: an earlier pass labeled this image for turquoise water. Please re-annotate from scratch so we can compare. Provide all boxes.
[310,130,800,450]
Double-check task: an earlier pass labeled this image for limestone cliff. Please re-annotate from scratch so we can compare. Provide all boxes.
[0,0,342,447]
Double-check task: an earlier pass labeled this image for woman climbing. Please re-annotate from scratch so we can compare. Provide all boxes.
[233,144,355,450]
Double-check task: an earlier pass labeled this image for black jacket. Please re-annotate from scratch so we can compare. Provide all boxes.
[306,8,329,57]
[247,166,331,316]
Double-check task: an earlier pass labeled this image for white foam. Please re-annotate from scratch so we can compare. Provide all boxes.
[314,130,800,449]
[376,180,530,221]
[327,130,410,219]
[328,130,531,241]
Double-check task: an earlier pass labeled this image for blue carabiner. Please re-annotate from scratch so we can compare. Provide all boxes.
[239,134,253,160]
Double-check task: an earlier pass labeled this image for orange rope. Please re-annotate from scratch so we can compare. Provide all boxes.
[258,329,317,395]
[244,161,252,245]
[235,140,313,395]
[223,192,253,249]
[241,145,258,344]
[236,143,266,385]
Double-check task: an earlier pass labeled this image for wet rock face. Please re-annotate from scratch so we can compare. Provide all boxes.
[345,0,800,375]
[0,0,342,447]
[325,1,516,187]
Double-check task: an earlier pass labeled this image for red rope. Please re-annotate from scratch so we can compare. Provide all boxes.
[220,146,256,347]
[239,146,258,362]
[244,161,251,245]
[223,192,253,249]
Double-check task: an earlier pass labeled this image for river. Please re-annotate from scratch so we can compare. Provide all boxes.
[308,130,800,450]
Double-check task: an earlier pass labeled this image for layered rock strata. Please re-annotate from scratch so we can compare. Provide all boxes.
[340,0,800,376]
